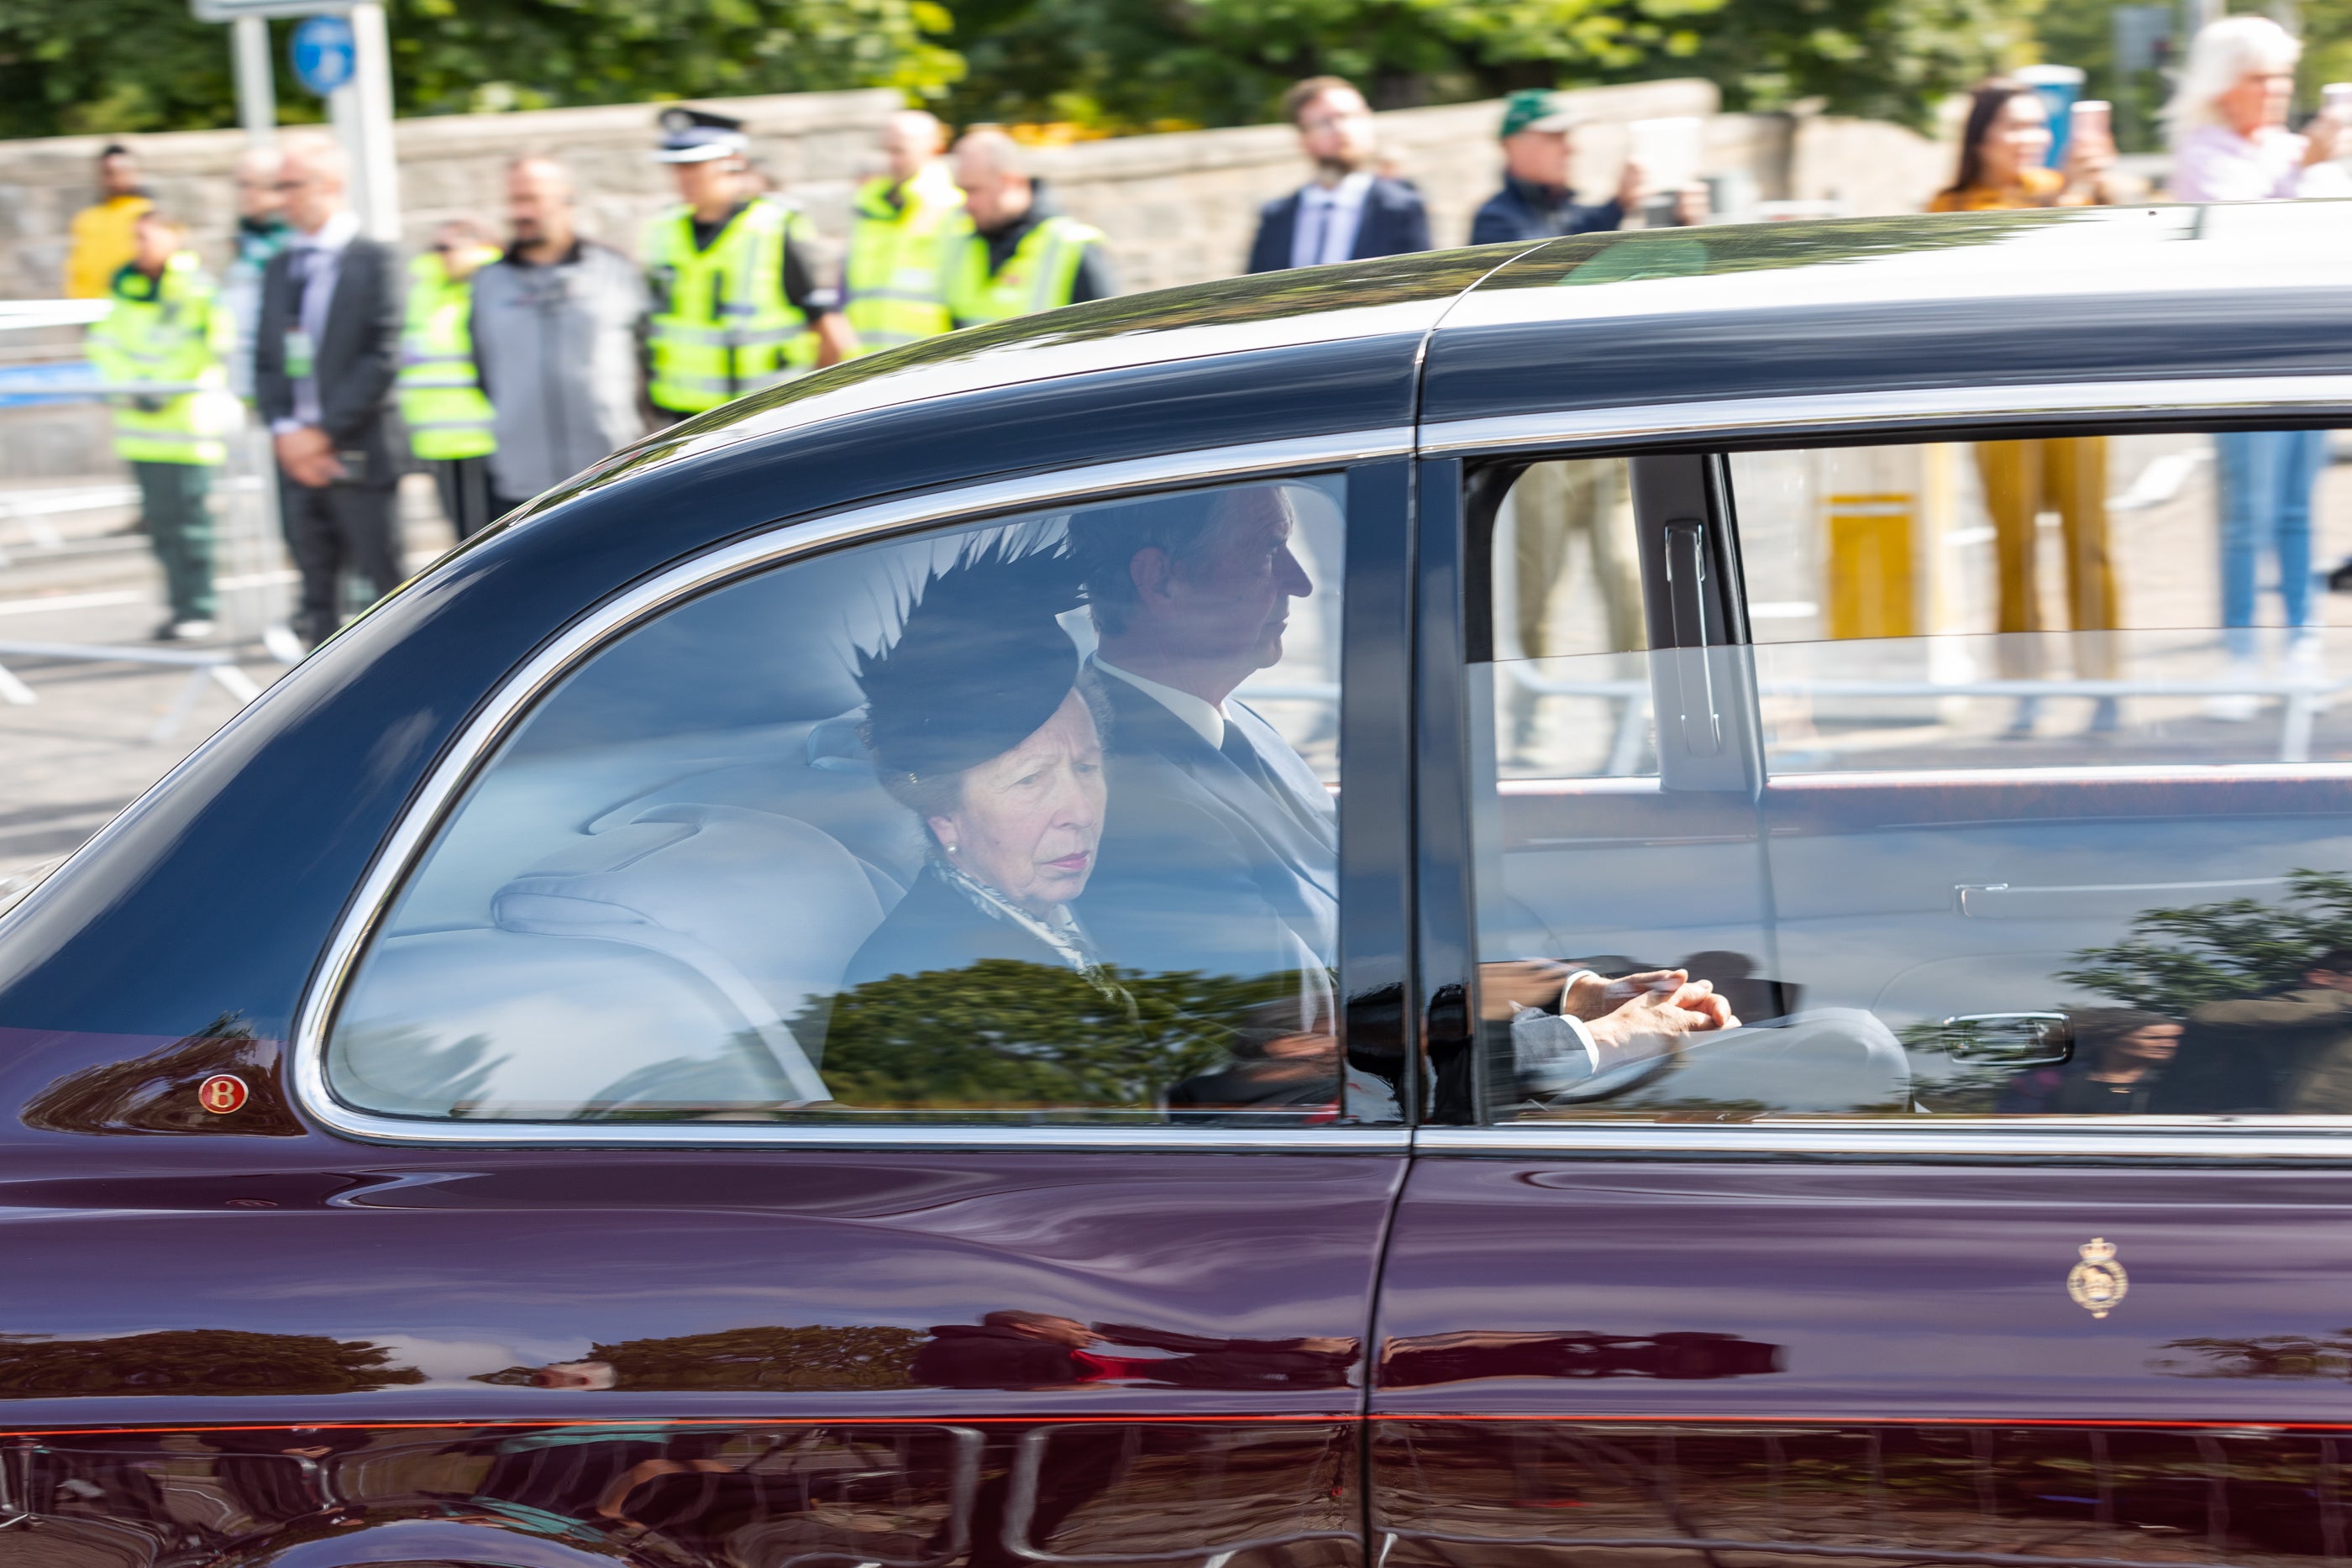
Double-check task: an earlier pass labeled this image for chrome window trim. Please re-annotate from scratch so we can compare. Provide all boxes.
[1418,375,2352,455]
[1418,1124,2352,1159]
[1440,375,2352,1161]
[292,427,1410,1151]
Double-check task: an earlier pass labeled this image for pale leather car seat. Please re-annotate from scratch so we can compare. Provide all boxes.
[491,802,890,1097]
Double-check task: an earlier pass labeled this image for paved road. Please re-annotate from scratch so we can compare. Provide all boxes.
[0,475,454,902]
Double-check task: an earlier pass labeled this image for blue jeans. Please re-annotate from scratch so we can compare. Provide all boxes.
[2218,428,2327,658]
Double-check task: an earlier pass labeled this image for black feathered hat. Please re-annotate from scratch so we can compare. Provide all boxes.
[857,536,1085,786]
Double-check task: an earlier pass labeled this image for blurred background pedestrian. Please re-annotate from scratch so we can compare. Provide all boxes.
[255,133,404,649]
[1470,90,1646,244]
[1246,76,1430,273]
[947,127,1115,324]
[63,144,152,301]
[87,208,232,641]
[222,144,289,402]
[2168,16,2344,711]
[397,216,500,540]
[1930,79,2122,737]
[472,155,648,519]
[845,110,963,354]
[642,107,851,427]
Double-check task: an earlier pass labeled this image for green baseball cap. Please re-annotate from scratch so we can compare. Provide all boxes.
[1499,89,1580,139]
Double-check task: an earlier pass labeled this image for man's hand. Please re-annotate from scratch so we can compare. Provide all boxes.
[1562,968,1687,1021]
[274,425,344,488]
[2307,111,2344,165]
[1584,976,1738,1070]
[814,312,858,369]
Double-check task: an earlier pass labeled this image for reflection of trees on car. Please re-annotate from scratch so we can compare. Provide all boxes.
[476,1324,928,1392]
[793,959,1298,1114]
[2062,869,2352,1014]
[0,1329,423,1397]
[2153,1329,2352,1380]
[23,1013,302,1135]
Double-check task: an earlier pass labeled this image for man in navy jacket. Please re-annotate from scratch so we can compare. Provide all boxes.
[1469,89,1648,246]
[1245,76,1431,274]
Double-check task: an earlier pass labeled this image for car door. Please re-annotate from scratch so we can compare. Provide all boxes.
[1378,412,2352,1568]
[0,459,1411,1568]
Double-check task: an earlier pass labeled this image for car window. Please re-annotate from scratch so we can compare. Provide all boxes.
[1465,429,2352,1125]
[327,476,1352,1127]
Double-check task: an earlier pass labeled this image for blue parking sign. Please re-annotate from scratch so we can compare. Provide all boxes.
[291,14,355,96]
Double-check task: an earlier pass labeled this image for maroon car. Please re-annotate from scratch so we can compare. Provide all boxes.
[9,205,2352,1568]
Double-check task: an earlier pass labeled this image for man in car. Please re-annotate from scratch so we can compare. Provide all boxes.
[2155,948,2352,1113]
[1068,485,1734,1083]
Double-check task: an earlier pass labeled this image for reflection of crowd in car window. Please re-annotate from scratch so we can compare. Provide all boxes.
[1998,1009,2181,1114]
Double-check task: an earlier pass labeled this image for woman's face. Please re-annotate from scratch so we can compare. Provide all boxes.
[2107,1023,2182,1070]
[2219,67,2297,134]
[931,690,1105,914]
[1977,93,2052,185]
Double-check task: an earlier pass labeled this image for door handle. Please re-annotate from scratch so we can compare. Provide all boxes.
[1662,520,1721,757]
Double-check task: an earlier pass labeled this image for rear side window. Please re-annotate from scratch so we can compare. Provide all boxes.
[327,477,1355,1128]
[1462,427,2352,1125]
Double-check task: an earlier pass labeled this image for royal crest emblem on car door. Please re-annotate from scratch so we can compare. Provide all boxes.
[2066,1237,2128,1319]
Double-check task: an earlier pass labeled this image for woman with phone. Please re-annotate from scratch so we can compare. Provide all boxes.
[1929,81,2122,735]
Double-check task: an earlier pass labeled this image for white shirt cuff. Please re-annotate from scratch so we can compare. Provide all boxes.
[269,417,304,436]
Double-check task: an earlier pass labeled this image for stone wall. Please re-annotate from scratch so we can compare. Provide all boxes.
[0,79,1951,302]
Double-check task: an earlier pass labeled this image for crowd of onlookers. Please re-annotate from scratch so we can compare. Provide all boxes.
[47,18,2352,653]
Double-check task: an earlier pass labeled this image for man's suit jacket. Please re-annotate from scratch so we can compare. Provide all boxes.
[1245,176,1432,275]
[253,233,402,488]
[1079,672,1338,987]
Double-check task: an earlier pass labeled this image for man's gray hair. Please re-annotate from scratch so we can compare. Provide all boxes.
[1070,486,1288,636]
[954,124,1027,179]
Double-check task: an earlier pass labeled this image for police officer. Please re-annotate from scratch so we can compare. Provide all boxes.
[87,208,232,641]
[945,127,1116,328]
[397,217,501,540]
[643,107,852,424]
[843,109,963,354]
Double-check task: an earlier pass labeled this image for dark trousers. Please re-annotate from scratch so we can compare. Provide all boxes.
[278,475,400,648]
[132,460,217,622]
[430,455,498,542]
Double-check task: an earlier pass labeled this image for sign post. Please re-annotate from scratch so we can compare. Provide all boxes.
[190,0,400,241]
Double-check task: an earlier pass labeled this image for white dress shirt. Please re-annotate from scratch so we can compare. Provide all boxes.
[1093,658,1228,748]
[1289,172,1373,270]
[272,209,360,435]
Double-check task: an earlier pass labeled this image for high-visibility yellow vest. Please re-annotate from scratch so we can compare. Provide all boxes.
[396,251,497,461]
[85,251,231,467]
[844,167,963,353]
[642,197,816,414]
[945,213,1103,328]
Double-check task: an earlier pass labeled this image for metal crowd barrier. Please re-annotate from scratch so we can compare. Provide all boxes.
[1504,665,2352,769]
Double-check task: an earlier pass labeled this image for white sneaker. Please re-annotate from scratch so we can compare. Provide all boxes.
[2206,656,2263,721]
[167,619,216,641]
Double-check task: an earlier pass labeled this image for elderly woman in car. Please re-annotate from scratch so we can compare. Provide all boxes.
[842,537,1113,993]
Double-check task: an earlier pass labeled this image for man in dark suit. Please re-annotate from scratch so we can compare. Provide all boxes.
[1244,76,1431,275]
[1068,485,1736,1082]
[253,133,403,649]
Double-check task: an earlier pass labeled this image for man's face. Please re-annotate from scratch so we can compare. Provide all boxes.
[2310,967,2352,995]
[880,113,942,183]
[507,161,567,247]
[234,155,284,222]
[670,157,738,212]
[1297,87,1375,176]
[1503,128,1572,187]
[132,217,179,274]
[99,153,139,198]
[1158,490,1314,674]
[278,152,343,233]
[953,149,1018,229]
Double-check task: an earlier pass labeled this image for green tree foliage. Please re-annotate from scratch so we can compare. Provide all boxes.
[475,1324,928,1389]
[946,0,2031,131]
[8,0,2028,141]
[2060,869,2352,1015]
[0,0,959,139]
[0,1329,423,1396]
[795,958,1280,1114]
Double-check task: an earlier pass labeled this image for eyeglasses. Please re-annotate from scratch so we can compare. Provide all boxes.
[1300,111,1372,133]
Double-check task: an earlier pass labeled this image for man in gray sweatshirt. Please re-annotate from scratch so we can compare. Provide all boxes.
[470,155,648,517]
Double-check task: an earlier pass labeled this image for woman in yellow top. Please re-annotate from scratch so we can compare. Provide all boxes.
[1931,81,2121,735]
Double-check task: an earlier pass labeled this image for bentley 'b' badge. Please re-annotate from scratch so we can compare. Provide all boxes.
[2067,1237,2128,1319]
